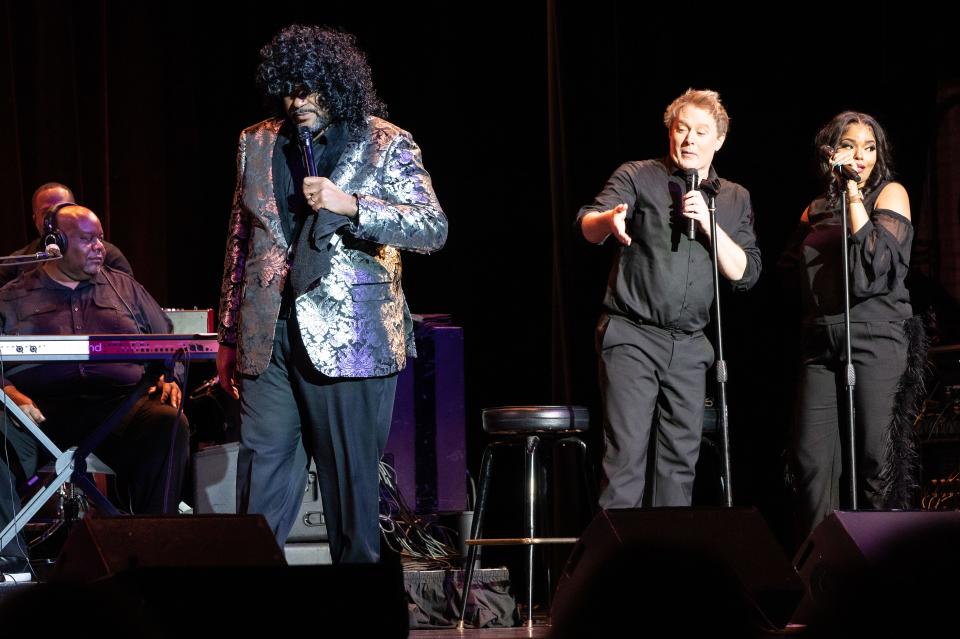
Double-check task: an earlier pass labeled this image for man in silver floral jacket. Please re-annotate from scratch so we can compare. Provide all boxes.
[217,24,447,563]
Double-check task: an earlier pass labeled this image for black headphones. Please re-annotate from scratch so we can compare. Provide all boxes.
[41,201,77,253]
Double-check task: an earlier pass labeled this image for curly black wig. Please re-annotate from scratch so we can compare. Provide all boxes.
[257,24,387,136]
[814,111,894,205]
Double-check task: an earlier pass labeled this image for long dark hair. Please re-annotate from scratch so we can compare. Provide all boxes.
[814,111,894,205]
[256,24,387,136]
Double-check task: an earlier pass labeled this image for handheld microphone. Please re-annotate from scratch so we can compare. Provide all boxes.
[819,145,861,183]
[298,126,318,178]
[684,168,699,240]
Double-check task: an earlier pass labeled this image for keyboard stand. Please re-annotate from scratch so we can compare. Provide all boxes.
[0,374,154,550]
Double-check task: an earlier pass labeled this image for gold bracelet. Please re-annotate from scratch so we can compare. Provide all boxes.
[848,189,864,204]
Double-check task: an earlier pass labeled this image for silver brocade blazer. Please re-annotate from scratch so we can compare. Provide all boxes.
[217,116,447,378]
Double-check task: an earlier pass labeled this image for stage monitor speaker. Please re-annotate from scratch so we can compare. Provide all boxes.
[550,508,802,637]
[193,441,327,541]
[48,514,285,583]
[791,510,960,633]
[3,564,408,637]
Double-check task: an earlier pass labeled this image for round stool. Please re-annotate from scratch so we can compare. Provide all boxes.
[457,405,595,628]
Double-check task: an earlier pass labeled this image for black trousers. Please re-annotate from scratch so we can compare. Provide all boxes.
[237,318,397,564]
[790,320,909,539]
[597,315,714,508]
[1,391,190,559]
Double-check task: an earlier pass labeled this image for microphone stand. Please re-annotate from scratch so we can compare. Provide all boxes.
[0,252,61,264]
[703,180,733,507]
[837,172,859,510]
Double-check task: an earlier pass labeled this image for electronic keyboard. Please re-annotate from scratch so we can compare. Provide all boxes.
[0,333,219,361]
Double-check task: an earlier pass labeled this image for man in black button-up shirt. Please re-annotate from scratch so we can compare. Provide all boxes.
[0,205,188,575]
[578,89,760,508]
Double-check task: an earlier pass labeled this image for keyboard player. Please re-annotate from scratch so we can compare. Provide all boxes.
[0,204,189,577]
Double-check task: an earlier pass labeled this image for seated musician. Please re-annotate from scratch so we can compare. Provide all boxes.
[0,204,188,578]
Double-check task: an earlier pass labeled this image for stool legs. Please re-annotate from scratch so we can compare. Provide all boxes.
[524,435,540,627]
[541,436,597,618]
[458,434,589,628]
[457,443,495,628]
[558,436,598,514]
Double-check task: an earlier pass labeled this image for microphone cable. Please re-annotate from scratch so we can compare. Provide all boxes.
[102,268,144,334]
[160,347,190,513]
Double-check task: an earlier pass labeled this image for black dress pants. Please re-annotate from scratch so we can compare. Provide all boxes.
[791,320,909,539]
[237,318,397,564]
[597,315,714,508]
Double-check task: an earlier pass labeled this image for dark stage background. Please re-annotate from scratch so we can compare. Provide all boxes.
[2,1,958,551]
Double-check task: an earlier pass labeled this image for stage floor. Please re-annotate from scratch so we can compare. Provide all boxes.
[410,625,549,638]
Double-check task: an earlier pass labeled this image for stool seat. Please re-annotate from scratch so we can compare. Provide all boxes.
[482,405,589,436]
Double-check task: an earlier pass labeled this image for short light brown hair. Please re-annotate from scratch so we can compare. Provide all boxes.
[663,89,730,138]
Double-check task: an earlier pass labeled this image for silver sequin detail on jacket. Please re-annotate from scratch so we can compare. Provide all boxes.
[218,116,447,378]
